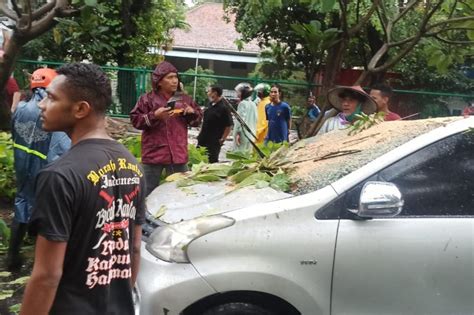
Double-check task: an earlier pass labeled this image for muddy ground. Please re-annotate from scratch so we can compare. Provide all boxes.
[0,199,34,315]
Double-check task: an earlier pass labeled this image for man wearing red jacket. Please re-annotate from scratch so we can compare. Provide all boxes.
[130,61,202,196]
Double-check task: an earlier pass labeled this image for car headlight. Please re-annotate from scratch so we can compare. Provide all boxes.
[146,215,235,263]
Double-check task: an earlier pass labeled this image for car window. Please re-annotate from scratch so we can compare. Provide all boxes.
[377,131,473,216]
[317,131,474,219]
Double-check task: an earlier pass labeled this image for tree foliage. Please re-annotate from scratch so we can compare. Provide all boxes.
[225,0,473,84]
[180,66,217,107]
[20,0,187,67]
[224,0,474,137]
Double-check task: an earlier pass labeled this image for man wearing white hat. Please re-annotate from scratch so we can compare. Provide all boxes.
[318,85,377,135]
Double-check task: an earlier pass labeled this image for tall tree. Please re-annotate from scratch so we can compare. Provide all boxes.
[1,0,186,123]
[0,0,81,89]
[225,0,474,137]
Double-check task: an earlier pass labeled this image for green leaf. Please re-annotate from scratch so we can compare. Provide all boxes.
[226,150,256,163]
[176,179,199,187]
[0,271,11,277]
[255,180,270,189]
[165,172,187,182]
[193,174,222,182]
[9,303,21,314]
[236,172,272,189]
[269,173,291,191]
[153,205,167,219]
[0,289,14,301]
[321,0,336,12]
[85,0,98,7]
[229,169,255,184]
[8,276,30,285]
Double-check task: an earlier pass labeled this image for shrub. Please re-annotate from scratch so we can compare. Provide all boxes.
[0,132,16,201]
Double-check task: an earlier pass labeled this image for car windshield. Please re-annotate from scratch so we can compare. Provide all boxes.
[288,117,463,195]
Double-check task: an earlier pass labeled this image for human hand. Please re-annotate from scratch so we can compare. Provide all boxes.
[235,133,241,146]
[154,107,172,120]
[183,105,195,116]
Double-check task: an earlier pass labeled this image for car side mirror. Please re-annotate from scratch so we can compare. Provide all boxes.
[355,181,404,218]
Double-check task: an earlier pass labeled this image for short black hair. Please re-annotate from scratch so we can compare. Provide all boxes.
[57,63,112,114]
[370,83,393,98]
[240,88,252,100]
[209,84,223,97]
[271,84,284,98]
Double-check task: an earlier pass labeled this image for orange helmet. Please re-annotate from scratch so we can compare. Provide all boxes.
[30,68,57,90]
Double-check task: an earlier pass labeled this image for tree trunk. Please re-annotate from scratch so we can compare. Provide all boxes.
[0,35,22,90]
[302,39,347,138]
[358,23,388,86]
[0,35,23,130]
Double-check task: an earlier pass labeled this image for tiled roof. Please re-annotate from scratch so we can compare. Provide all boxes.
[172,3,261,54]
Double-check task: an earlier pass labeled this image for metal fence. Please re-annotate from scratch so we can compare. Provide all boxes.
[14,59,473,120]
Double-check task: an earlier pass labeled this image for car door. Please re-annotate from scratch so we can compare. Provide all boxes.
[330,130,474,315]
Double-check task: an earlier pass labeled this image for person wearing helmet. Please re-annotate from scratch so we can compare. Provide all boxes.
[7,67,71,270]
[254,83,271,144]
[233,82,257,152]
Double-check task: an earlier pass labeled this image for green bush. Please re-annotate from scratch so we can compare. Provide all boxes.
[0,132,16,201]
[180,66,217,107]
[119,134,208,168]
[119,134,142,161]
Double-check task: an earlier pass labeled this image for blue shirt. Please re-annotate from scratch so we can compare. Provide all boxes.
[307,104,321,121]
[12,88,71,223]
[265,102,291,143]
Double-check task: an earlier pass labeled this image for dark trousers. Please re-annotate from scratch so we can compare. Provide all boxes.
[142,163,188,196]
[7,219,28,270]
[198,142,221,164]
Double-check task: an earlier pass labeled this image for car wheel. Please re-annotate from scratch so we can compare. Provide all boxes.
[202,302,276,315]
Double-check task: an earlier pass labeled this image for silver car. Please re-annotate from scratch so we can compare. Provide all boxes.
[137,117,474,315]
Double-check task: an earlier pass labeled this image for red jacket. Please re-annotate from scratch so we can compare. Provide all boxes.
[130,91,202,165]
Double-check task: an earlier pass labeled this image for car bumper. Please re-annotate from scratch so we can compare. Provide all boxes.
[137,242,217,315]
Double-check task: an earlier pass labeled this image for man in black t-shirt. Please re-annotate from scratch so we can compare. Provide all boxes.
[20,63,146,315]
[197,85,233,163]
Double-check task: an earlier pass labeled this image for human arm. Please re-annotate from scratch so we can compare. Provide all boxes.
[130,225,142,286]
[182,97,202,127]
[47,132,71,162]
[220,106,234,145]
[130,94,170,130]
[20,236,67,315]
[286,103,292,136]
[21,171,74,314]
[11,91,22,113]
[220,126,231,145]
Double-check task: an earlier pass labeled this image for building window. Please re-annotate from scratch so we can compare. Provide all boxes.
[230,62,247,70]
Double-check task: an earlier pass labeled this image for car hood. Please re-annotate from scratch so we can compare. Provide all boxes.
[146,180,292,224]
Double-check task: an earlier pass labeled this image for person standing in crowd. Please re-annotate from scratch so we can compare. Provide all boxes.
[306,94,321,122]
[20,63,146,314]
[462,102,474,117]
[7,68,71,271]
[233,82,257,152]
[197,85,233,163]
[370,83,401,121]
[318,85,377,135]
[130,61,202,196]
[254,83,271,144]
[265,84,292,144]
[0,49,20,130]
